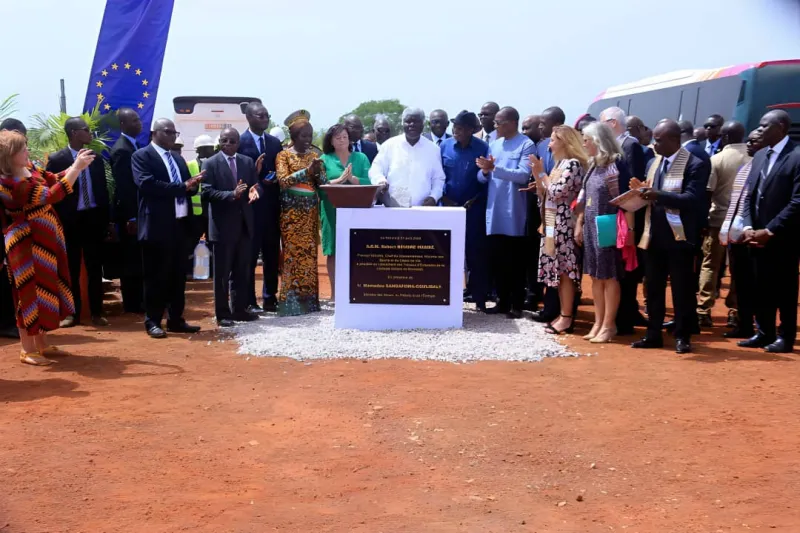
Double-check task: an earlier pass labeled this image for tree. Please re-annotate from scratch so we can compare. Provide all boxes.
[339,99,406,135]
[0,94,19,123]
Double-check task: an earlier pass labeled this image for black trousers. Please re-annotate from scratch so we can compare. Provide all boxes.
[63,209,106,318]
[728,243,757,331]
[644,245,696,341]
[525,195,544,304]
[250,197,280,307]
[751,245,799,345]
[119,230,144,313]
[212,224,252,320]
[617,250,645,330]
[465,206,489,305]
[0,266,16,328]
[141,219,190,329]
[488,235,526,311]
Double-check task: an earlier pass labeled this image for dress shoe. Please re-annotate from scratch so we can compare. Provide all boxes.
[506,309,523,319]
[262,301,278,313]
[0,326,20,339]
[167,321,201,334]
[631,336,664,349]
[529,310,557,323]
[726,310,739,329]
[147,325,167,339]
[91,315,109,327]
[486,305,510,315]
[246,305,264,315]
[523,297,540,311]
[723,327,754,339]
[698,315,714,328]
[463,290,475,303]
[675,338,692,354]
[738,333,774,349]
[217,318,235,328]
[59,315,78,328]
[765,338,793,354]
[233,311,259,322]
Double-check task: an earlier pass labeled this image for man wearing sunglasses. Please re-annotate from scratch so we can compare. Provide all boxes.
[46,117,112,328]
[132,118,204,338]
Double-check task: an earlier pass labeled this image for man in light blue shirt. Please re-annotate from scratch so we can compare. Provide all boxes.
[476,106,536,318]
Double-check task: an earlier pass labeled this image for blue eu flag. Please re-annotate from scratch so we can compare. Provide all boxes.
[83,0,176,147]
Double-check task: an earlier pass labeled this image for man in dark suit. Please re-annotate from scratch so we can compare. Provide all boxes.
[201,128,261,327]
[238,102,283,314]
[132,118,203,338]
[344,114,379,163]
[679,120,712,171]
[110,107,145,313]
[46,117,111,328]
[703,114,725,156]
[601,107,649,334]
[423,109,452,145]
[631,119,709,354]
[738,110,800,353]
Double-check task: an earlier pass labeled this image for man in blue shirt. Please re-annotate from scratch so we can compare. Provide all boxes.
[441,111,490,311]
[477,107,537,318]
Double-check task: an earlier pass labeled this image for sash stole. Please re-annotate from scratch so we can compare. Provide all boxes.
[638,148,690,250]
[542,167,563,257]
[719,160,753,246]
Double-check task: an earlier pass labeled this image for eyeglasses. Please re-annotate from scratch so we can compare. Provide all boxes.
[160,129,180,136]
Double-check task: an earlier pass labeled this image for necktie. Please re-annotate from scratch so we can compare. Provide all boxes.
[258,135,265,155]
[228,156,238,185]
[166,152,185,205]
[436,138,442,146]
[755,148,775,218]
[80,168,91,209]
[655,159,669,190]
[353,142,360,153]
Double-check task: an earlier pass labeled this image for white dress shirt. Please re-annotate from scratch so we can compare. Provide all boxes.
[766,135,789,175]
[247,129,266,152]
[368,135,445,207]
[152,142,189,218]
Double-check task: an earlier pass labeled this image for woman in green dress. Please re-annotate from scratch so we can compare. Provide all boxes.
[319,124,371,299]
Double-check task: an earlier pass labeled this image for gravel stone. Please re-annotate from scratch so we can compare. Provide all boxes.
[234,303,579,363]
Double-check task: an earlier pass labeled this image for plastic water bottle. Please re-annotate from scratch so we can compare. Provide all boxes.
[193,239,211,280]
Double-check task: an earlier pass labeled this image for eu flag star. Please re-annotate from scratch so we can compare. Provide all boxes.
[143,91,150,99]
[103,103,111,111]
[137,102,144,109]
[135,69,142,76]
[111,63,118,70]
[97,93,104,101]
[124,62,131,69]
[142,79,149,87]
[101,69,108,77]
[96,81,103,88]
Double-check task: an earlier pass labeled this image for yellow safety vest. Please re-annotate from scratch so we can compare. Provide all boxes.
[187,159,203,216]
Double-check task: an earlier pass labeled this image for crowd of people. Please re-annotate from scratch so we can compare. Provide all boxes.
[0,98,798,366]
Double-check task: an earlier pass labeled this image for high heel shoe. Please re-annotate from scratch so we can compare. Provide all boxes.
[583,325,601,341]
[590,328,617,344]
[544,314,575,335]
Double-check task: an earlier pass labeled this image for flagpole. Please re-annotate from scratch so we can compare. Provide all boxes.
[59,79,67,114]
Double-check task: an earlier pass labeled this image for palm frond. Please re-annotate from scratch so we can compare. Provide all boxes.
[26,102,113,163]
[0,94,19,122]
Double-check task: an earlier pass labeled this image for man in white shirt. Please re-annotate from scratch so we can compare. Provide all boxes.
[369,108,445,207]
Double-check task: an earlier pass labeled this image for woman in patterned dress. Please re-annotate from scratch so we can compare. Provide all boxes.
[0,130,95,365]
[530,125,588,334]
[575,122,632,344]
[275,110,328,316]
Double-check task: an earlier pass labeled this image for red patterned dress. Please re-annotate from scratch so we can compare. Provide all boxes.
[0,162,75,334]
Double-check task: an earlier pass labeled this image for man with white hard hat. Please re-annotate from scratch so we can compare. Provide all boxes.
[186,134,217,276]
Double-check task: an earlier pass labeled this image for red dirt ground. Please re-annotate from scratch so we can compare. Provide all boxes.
[1,258,799,533]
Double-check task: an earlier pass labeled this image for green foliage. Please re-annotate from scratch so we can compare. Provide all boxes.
[0,94,19,122]
[339,99,406,135]
[27,102,112,163]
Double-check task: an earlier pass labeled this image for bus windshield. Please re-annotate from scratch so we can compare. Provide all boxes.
[173,96,261,160]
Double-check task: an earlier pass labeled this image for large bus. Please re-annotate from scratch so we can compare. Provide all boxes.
[588,59,800,140]
[172,96,261,160]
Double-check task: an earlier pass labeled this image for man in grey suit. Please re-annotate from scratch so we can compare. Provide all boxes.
[423,109,452,146]
[201,128,262,327]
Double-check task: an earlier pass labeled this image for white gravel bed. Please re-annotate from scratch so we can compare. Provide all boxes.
[233,302,579,363]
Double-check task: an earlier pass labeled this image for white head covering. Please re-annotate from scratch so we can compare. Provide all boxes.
[270,126,286,143]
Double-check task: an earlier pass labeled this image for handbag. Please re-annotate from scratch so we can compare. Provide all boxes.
[595,214,617,248]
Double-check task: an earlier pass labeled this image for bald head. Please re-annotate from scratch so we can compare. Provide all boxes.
[677,120,694,143]
[540,106,565,138]
[626,115,646,144]
[522,115,542,143]
[344,114,364,143]
[219,127,240,156]
[756,109,791,148]
[653,119,682,157]
[720,120,745,146]
[151,118,179,150]
[479,102,500,133]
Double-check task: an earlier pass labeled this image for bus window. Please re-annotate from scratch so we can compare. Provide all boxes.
[737,80,747,103]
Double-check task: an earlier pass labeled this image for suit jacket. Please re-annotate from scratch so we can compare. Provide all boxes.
[110,135,139,224]
[357,139,379,164]
[45,147,110,228]
[620,134,646,181]
[237,130,282,180]
[131,144,196,243]
[423,132,453,145]
[201,151,258,242]
[740,139,800,248]
[645,152,709,249]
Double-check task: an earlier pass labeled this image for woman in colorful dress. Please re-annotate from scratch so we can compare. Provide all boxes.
[275,110,328,316]
[575,122,632,344]
[319,124,371,300]
[530,125,588,335]
[0,130,95,365]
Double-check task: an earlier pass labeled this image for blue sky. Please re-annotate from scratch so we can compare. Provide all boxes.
[3,0,800,131]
